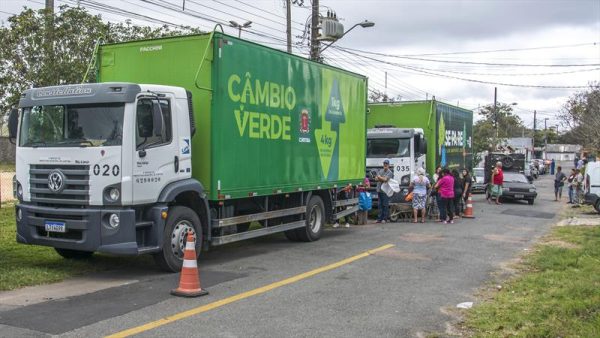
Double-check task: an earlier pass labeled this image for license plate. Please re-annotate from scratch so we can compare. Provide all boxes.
[514,194,524,199]
[45,221,66,233]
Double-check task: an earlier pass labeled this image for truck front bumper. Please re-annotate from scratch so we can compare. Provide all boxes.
[15,203,139,255]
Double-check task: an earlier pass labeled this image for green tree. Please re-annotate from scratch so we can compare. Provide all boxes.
[558,83,600,150]
[472,103,525,163]
[0,5,201,121]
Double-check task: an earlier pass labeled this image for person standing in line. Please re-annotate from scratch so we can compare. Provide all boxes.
[431,166,442,221]
[452,169,463,217]
[375,159,394,224]
[575,168,584,205]
[553,165,567,201]
[434,168,455,224]
[550,159,556,175]
[410,168,430,223]
[461,168,472,211]
[567,168,576,204]
[573,156,579,169]
[488,161,504,205]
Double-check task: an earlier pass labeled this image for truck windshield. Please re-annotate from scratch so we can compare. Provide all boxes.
[367,138,410,158]
[19,103,124,147]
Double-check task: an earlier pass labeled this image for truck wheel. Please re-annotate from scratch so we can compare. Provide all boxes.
[153,206,202,273]
[54,248,93,259]
[594,200,600,214]
[295,196,325,242]
[284,229,298,241]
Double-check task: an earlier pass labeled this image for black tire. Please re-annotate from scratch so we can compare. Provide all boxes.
[153,206,202,273]
[594,200,600,214]
[528,199,535,205]
[54,248,93,259]
[295,196,325,242]
[284,229,299,241]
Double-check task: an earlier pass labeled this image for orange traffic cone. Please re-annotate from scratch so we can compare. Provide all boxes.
[171,231,208,297]
[463,193,475,219]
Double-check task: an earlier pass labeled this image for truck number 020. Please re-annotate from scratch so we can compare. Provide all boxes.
[93,164,120,176]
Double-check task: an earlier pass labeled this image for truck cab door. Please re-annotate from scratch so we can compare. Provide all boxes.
[132,95,179,204]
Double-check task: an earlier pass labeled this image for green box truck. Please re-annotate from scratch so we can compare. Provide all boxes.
[10,32,367,271]
[367,100,473,182]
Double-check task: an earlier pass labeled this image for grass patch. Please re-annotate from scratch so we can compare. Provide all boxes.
[463,226,600,337]
[0,163,15,172]
[0,203,156,291]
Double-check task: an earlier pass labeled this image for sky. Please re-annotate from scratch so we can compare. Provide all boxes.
[1,0,599,131]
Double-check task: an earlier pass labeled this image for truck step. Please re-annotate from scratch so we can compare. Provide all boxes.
[137,246,160,254]
[135,221,153,228]
[211,220,306,246]
[334,205,359,219]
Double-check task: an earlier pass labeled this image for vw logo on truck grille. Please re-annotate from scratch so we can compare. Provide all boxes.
[48,170,66,193]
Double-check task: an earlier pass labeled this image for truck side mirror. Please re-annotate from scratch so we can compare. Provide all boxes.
[8,108,18,144]
[151,100,164,137]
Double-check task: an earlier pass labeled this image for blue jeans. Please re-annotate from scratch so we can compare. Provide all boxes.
[378,192,389,221]
[568,186,574,203]
[436,194,444,221]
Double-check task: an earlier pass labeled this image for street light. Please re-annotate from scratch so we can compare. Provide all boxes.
[318,20,374,56]
[229,20,252,38]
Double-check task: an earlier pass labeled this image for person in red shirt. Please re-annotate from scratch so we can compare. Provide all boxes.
[434,168,456,223]
[488,161,504,205]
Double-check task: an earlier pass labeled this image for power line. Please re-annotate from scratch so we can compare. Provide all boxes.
[398,42,599,57]
[334,46,591,89]
[335,45,600,68]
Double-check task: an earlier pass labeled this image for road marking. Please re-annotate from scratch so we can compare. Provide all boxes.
[106,243,394,338]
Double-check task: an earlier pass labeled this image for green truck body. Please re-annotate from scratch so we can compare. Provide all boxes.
[367,100,473,176]
[99,33,368,200]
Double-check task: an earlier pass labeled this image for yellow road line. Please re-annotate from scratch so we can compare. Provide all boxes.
[106,243,394,338]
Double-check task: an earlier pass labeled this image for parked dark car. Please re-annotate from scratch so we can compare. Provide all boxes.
[486,172,537,205]
[472,168,486,193]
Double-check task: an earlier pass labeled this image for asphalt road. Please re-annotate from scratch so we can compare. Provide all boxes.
[0,171,563,337]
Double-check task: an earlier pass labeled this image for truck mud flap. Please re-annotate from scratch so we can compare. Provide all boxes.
[211,220,306,246]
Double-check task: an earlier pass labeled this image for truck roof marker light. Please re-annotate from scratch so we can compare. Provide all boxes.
[225,195,231,199]
[317,186,321,189]
[297,188,303,191]
[274,189,282,194]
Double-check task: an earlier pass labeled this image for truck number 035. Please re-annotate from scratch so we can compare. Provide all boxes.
[93,164,120,176]
[396,166,409,172]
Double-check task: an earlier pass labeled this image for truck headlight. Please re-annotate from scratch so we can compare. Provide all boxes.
[503,187,510,192]
[108,188,120,201]
[108,213,120,228]
[529,188,536,192]
[401,174,410,186]
[103,185,121,204]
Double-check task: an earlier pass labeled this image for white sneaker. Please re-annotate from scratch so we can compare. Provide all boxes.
[344,223,350,228]
[333,222,340,228]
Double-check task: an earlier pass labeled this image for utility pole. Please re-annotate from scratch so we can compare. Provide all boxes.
[285,0,292,53]
[493,87,498,142]
[45,0,54,86]
[310,0,320,61]
[384,71,388,97]
[532,109,537,154]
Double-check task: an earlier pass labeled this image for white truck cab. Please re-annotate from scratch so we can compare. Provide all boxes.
[10,83,196,262]
[366,127,427,200]
[584,161,600,213]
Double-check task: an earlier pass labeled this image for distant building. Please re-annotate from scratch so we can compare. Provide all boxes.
[544,144,582,161]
